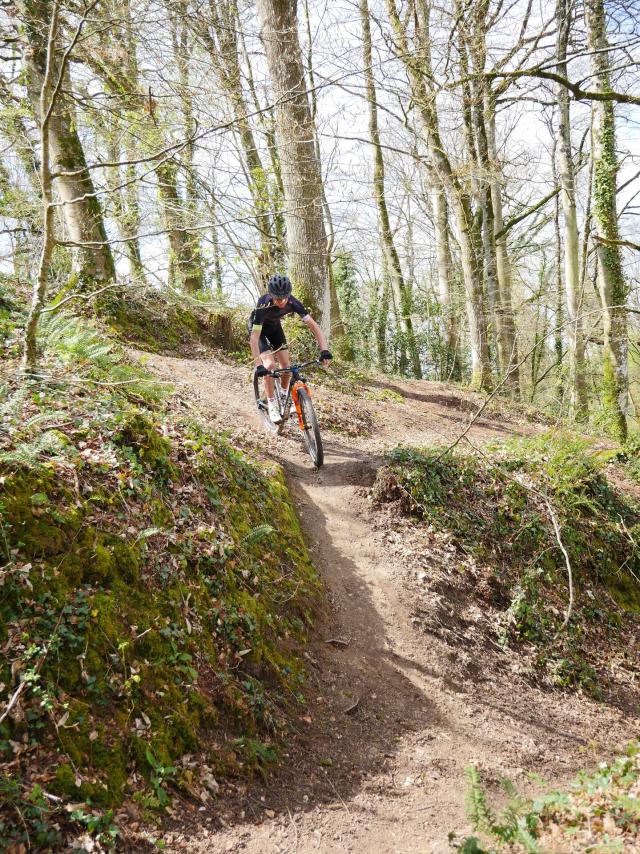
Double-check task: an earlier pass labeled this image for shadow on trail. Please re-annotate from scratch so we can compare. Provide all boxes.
[193,440,446,829]
[364,376,478,411]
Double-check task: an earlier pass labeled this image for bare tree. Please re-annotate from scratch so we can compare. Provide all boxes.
[555,0,588,418]
[585,0,629,440]
[16,0,115,290]
[388,0,491,389]
[255,0,330,330]
[359,0,421,377]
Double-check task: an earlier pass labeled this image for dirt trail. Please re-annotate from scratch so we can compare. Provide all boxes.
[138,352,637,854]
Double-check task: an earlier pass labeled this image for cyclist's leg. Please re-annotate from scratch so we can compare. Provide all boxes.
[258,333,276,398]
[270,327,290,396]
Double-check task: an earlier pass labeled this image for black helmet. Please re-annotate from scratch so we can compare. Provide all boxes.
[267,274,292,298]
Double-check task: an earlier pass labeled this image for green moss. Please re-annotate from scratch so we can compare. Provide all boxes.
[376,435,639,694]
[0,395,321,826]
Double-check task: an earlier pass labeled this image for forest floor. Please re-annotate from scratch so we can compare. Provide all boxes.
[131,350,639,854]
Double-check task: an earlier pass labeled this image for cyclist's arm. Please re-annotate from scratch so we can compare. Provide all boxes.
[303,315,328,352]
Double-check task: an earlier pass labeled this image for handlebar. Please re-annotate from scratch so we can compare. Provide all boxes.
[259,359,323,378]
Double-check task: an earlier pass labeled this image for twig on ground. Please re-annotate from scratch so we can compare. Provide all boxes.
[545,498,574,632]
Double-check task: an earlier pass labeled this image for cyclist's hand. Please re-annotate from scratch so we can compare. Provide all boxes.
[255,364,270,378]
[320,349,333,368]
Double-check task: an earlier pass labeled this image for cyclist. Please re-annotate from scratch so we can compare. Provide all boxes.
[249,274,332,423]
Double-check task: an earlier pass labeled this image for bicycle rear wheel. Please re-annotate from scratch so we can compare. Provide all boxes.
[297,388,323,467]
[253,372,280,434]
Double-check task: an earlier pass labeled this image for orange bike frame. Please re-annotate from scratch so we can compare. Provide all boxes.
[290,381,311,430]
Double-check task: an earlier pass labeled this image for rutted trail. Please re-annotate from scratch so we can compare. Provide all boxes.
[139,352,637,853]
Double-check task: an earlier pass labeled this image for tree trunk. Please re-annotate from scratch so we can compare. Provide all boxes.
[486,103,520,394]
[170,0,205,293]
[256,0,330,331]
[302,0,348,347]
[200,0,275,273]
[553,184,565,402]
[390,0,491,389]
[19,0,115,289]
[22,1,60,372]
[431,184,461,380]
[375,274,390,371]
[360,0,421,377]
[555,0,588,419]
[86,0,204,294]
[585,0,628,441]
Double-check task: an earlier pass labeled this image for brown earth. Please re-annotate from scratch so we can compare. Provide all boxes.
[126,352,640,854]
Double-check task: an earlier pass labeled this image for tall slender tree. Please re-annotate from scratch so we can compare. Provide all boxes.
[255,0,330,330]
[359,0,421,377]
[555,0,588,418]
[389,0,491,389]
[585,0,628,440]
[16,0,115,289]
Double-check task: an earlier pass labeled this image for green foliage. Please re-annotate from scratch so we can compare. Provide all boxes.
[614,432,640,484]
[0,775,120,851]
[102,287,249,357]
[0,306,320,846]
[458,745,640,852]
[465,766,495,834]
[332,251,368,363]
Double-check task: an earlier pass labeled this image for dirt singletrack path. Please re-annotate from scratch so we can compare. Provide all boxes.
[137,352,638,854]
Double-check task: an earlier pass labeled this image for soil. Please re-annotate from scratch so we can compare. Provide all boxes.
[127,351,640,854]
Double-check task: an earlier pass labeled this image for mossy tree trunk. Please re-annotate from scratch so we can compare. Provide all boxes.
[585,0,628,441]
[461,2,518,395]
[303,0,348,351]
[18,0,115,291]
[375,275,390,371]
[359,0,421,378]
[21,0,59,373]
[169,0,205,293]
[256,0,330,332]
[556,0,589,420]
[553,184,565,401]
[85,0,203,294]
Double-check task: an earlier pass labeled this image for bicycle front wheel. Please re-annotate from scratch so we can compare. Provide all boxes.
[297,388,323,467]
[253,371,279,434]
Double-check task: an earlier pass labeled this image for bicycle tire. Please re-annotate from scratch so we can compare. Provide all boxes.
[297,387,323,467]
[253,371,280,434]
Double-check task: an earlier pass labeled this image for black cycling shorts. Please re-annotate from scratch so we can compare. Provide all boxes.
[255,324,288,354]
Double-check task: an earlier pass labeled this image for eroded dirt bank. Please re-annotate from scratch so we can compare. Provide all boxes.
[134,352,639,853]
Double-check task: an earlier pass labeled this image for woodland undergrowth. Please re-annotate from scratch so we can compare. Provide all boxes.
[0,309,319,851]
[458,743,640,852]
[374,437,640,699]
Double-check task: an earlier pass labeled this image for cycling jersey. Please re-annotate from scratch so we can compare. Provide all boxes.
[248,294,310,332]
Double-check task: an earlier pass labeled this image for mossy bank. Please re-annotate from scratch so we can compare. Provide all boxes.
[373,434,640,699]
[0,313,319,850]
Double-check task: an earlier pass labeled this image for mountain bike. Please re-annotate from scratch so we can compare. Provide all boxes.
[253,359,324,468]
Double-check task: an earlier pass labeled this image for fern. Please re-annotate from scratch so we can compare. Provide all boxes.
[465,766,495,834]
[514,821,542,854]
[40,312,113,366]
[242,524,275,547]
[513,822,541,853]
[496,776,530,838]
[23,411,68,430]
[0,430,67,468]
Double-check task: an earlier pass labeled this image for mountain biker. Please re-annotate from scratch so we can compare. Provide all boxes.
[249,274,332,423]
